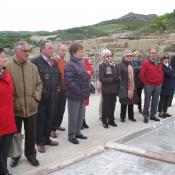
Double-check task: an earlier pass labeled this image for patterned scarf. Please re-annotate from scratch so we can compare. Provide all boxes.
[128,65,135,99]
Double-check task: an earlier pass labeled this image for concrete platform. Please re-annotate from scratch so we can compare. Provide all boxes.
[50,150,175,175]
[8,94,175,175]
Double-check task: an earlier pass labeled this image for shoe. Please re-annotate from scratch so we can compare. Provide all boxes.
[27,157,39,166]
[57,126,65,131]
[51,131,57,138]
[120,118,125,122]
[129,118,136,122]
[164,113,172,117]
[83,120,89,129]
[108,122,117,127]
[150,117,160,122]
[103,123,108,128]
[46,140,58,146]
[138,109,143,114]
[76,134,88,139]
[159,113,166,118]
[144,118,148,123]
[69,138,79,144]
[10,157,20,167]
[37,145,45,153]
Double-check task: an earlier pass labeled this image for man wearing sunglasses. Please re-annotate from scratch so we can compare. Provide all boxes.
[6,41,43,167]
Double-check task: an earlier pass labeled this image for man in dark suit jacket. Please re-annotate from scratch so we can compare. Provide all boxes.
[32,41,61,153]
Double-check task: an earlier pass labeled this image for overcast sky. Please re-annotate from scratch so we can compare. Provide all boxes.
[0,0,174,32]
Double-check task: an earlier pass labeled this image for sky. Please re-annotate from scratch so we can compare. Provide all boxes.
[0,0,174,32]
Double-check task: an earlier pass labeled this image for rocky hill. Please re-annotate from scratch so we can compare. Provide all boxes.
[100,12,157,24]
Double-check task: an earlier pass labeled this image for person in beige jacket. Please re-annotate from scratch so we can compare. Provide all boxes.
[6,41,42,167]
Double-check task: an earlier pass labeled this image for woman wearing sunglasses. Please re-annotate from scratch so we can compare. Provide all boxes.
[118,50,137,123]
[158,53,175,118]
[99,49,119,128]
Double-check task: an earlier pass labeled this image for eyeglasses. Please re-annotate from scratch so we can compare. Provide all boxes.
[126,55,133,57]
[106,55,112,58]
[18,48,30,53]
[164,56,169,59]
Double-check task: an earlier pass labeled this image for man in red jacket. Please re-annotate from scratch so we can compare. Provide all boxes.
[140,48,164,123]
[0,48,16,175]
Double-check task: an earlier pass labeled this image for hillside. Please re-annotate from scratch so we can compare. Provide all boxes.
[0,11,175,48]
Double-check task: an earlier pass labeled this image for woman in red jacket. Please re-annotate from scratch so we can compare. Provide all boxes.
[82,57,94,129]
[0,48,16,175]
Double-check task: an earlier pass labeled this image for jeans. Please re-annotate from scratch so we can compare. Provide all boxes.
[143,85,161,119]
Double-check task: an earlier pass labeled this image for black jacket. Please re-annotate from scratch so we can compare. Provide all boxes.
[99,61,119,94]
[32,56,61,102]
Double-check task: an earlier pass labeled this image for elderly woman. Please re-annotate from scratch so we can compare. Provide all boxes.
[118,50,137,122]
[0,48,16,175]
[158,53,175,118]
[99,49,119,128]
[64,43,90,144]
[132,50,143,114]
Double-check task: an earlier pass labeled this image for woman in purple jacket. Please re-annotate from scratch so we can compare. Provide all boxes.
[64,43,90,144]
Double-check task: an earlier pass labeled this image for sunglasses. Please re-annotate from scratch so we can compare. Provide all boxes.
[126,55,133,57]
[18,48,30,53]
[106,55,112,58]
[164,56,169,59]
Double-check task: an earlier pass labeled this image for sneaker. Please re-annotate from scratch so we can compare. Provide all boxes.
[150,117,160,122]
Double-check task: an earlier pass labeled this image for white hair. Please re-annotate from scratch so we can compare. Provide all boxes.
[101,49,111,58]
[122,50,132,57]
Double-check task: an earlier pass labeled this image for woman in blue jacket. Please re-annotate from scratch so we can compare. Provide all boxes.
[64,43,90,144]
[158,54,175,118]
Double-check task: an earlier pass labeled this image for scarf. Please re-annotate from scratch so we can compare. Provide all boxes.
[128,65,135,99]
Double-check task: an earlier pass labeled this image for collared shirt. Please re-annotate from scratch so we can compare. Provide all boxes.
[42,54,52,67]
[56,55,67,90]
[0,67,5,77]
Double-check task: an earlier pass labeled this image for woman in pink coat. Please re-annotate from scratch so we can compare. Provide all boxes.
[0,48,16,175]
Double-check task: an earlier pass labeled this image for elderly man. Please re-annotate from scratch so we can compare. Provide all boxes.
[51,44,67,138]
[140,48,163,123]
[32,41,61,153]
[7,41,42,167]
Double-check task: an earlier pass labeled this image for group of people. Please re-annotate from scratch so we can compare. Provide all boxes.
[0,41,93,175]
[0,40,175,175]
[98,47,175,129]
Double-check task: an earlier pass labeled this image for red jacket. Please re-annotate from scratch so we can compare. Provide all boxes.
[0,68,16,136]
[140,59,164,86]
[83,58,94,80]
